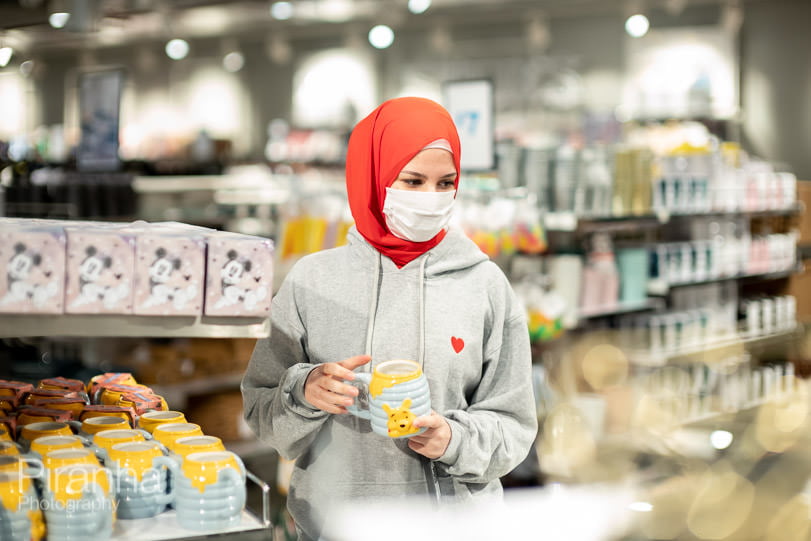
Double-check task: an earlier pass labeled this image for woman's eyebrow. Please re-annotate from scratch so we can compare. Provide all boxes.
[399,170,427,178]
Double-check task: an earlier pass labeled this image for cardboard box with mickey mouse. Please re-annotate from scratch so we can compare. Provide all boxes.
[0,218,274,318]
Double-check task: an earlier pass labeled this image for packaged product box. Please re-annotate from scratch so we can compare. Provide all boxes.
[203,232,274,317]
[130,226,206,316]
[64,226,136,314]
[0,223,67,314]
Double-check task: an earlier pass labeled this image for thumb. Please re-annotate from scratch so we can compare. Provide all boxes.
[339,355,372,371]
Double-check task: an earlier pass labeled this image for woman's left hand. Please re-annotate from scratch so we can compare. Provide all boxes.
[408,411,451,459]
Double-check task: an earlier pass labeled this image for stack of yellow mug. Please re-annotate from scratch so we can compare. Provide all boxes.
[0,372,247,537]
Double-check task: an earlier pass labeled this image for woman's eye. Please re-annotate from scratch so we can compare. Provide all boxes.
[439,181,456,189]
[400,178,422,186]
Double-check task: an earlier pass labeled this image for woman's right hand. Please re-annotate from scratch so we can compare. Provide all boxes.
[303,355,371,414]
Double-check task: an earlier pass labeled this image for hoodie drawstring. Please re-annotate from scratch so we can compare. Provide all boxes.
[363,250,440,504]
[364,251,382,362]
[418,256,427,368]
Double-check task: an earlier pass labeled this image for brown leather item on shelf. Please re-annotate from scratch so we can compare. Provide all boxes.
[0,416,16,439]
[86,373,137,400]
[79,404,137,426]
[26,397,87,420]
[0,381,34,402]
[16,406,74,424]
[23,388,86,406]
[38,377,86,394]
[117,392,166,416]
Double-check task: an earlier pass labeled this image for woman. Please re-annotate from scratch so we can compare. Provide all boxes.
[241,96,538,540]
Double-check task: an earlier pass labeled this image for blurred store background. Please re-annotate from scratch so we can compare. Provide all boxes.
[2,0,811,539]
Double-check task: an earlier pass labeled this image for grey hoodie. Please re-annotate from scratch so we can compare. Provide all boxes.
[241,226,538,540]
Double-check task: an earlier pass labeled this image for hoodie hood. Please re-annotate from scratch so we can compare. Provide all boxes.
[345,225,488,278]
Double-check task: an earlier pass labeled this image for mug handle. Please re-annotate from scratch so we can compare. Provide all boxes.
[18,453,45,480]
[345,372,372,420]
[152,455,178,506]
[219,467,247,511]
[83,484,113,537]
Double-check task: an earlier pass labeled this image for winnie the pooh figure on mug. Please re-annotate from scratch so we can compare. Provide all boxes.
[345,359,430,438]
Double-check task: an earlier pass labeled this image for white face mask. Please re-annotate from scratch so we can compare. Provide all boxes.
[383,187,456,242]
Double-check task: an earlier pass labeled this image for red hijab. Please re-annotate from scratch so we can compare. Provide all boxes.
[345,97,462,268]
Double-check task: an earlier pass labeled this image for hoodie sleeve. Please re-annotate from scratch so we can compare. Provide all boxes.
[435,296,538,484]
[241,272,330,460]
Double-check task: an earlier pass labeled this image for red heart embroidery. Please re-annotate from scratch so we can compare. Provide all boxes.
[451,336,464,354]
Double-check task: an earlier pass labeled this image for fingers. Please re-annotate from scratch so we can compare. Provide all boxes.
[412,412,443,429]
[338,354,372,373]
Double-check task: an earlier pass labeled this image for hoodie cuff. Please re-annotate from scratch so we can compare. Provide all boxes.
[285,363,329,418]
[436,417,463,466]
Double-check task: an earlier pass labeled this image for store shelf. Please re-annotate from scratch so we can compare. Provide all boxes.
[572,298,664,328]
[647,265,802,295]
[544,203,803,233]
[149,372,245,407]
[113,509,269,541]
[0,314,270,339]
[628,326,801,366]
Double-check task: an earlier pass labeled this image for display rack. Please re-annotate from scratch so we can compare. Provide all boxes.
[0,314,270,339]
[628,326,801,367]
[544,203,804,233]
[646,265,803,296]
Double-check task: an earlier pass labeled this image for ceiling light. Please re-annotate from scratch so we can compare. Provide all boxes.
[270,1,294,20]
[165,38,190,60]
[710,430,733,450]
[48,12,70,28]
[0,47,13,68]
[408,0,431,14]
[19,60,34,78]
[368,24,394,49]
[223,51,245,72]
[625,14,650,38]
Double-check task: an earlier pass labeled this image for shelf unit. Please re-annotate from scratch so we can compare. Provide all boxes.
[0,314,270,339]
[627,326,801,367]
[544,203,804,233]
[646,265,803,296]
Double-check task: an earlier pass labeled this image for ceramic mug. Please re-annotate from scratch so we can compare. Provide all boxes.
[92,428,153,462]
[17,422,74,450]
[346,360,431,438]
[107,441,172,519]
[154,450,246,531]
[79,416,131,436]
[152,423,204,450]
[137,410,187,435]
[28,435,84,457]
[42,448,101,471]
[0,455,41,478]
[170,435,226,458]
[42,464,114,541]
[0,441,23,456]
[0,471,46,541]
